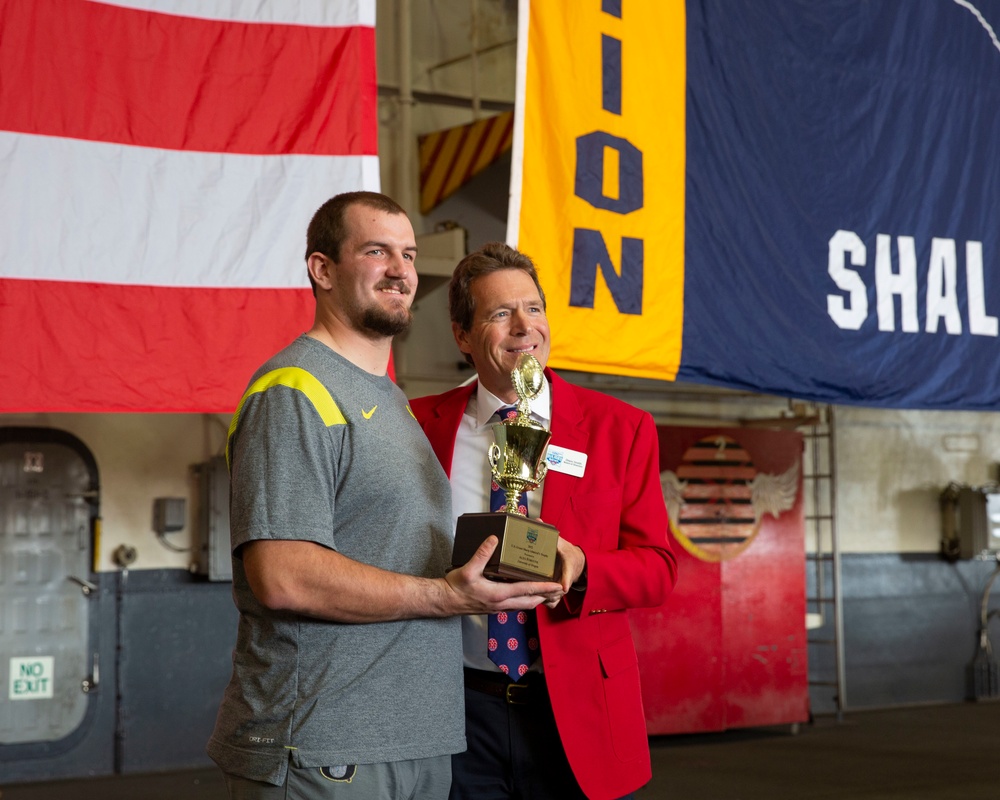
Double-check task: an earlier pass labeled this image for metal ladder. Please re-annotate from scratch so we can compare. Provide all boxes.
[802,405,846,719]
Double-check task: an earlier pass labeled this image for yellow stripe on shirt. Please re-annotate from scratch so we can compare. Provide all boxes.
[226,367,347,468]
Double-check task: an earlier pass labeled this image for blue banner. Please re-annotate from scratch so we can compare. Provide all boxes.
[679,0,1000,409]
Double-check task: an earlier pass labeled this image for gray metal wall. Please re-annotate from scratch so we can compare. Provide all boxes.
[1,570,236,784]
[809,554,1000,715]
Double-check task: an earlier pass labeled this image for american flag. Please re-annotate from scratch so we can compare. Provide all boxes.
[0,0,378,412]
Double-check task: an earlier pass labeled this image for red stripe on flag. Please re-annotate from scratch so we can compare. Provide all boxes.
[0,1,376,155]
[2,279,318,412]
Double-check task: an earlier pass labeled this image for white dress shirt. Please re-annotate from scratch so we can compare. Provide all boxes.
[450,378,551,671]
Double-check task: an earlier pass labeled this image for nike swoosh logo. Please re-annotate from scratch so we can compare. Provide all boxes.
[362,405,378,420]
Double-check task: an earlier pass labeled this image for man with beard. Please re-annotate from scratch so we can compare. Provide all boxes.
[208,193,562,800]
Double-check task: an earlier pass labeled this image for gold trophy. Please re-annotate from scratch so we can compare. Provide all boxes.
[452,353,560,580]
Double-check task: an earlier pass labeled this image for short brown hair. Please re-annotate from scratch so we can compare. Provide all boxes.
[448,242,547,332]
[304,192,407,291]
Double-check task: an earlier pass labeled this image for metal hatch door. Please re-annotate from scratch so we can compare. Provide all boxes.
[0,428,99,745]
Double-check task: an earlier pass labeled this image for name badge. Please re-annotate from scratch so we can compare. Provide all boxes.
[544,444,587,477]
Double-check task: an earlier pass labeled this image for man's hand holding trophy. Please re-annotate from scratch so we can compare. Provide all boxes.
[451,352,561,580]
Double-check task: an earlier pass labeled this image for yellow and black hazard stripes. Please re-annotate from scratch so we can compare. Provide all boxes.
[419,111,514,214]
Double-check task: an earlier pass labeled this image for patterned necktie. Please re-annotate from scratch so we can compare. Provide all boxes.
[487,405,540,681]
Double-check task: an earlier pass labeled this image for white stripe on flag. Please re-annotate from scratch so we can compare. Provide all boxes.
[0,131,379,288]
[89,0,376,27]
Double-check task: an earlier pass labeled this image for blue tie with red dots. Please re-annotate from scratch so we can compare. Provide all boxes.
[487,405,540,681]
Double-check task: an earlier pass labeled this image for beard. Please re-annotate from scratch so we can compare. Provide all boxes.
[360,303,413,337]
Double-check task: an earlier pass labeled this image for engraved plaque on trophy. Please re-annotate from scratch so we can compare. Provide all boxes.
[452,353,560,581]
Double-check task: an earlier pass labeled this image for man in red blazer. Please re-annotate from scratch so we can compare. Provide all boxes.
[410,242,678,800]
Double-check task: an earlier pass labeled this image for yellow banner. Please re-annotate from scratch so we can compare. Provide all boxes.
[512,0,685,380]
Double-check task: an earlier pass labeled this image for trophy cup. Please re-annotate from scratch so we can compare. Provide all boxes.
[452,353,560,580]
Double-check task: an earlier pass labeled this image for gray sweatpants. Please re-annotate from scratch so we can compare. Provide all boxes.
[222,755,452,800]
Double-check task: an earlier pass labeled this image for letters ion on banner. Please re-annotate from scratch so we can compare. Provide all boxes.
[510,0,686,382]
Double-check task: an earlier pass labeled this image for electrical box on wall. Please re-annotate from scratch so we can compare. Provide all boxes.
[941,484,1000,560]
[152,496,186,534]
[191,456,232,581]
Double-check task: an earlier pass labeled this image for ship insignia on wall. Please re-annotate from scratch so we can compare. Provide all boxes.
[660,435,800,562]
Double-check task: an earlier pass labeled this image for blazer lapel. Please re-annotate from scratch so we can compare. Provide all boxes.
[419,383,475,477]
[540,370,589,528]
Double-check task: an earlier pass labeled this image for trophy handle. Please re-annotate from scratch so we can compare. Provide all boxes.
[488,443,501,472]
[536,462,548,484]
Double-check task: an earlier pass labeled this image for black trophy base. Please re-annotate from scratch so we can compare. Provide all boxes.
[453,512,559,581]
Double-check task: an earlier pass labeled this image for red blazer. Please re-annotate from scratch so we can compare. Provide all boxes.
[411,370,678,800]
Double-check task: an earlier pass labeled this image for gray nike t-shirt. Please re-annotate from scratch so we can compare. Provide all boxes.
[208,335,464,786]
